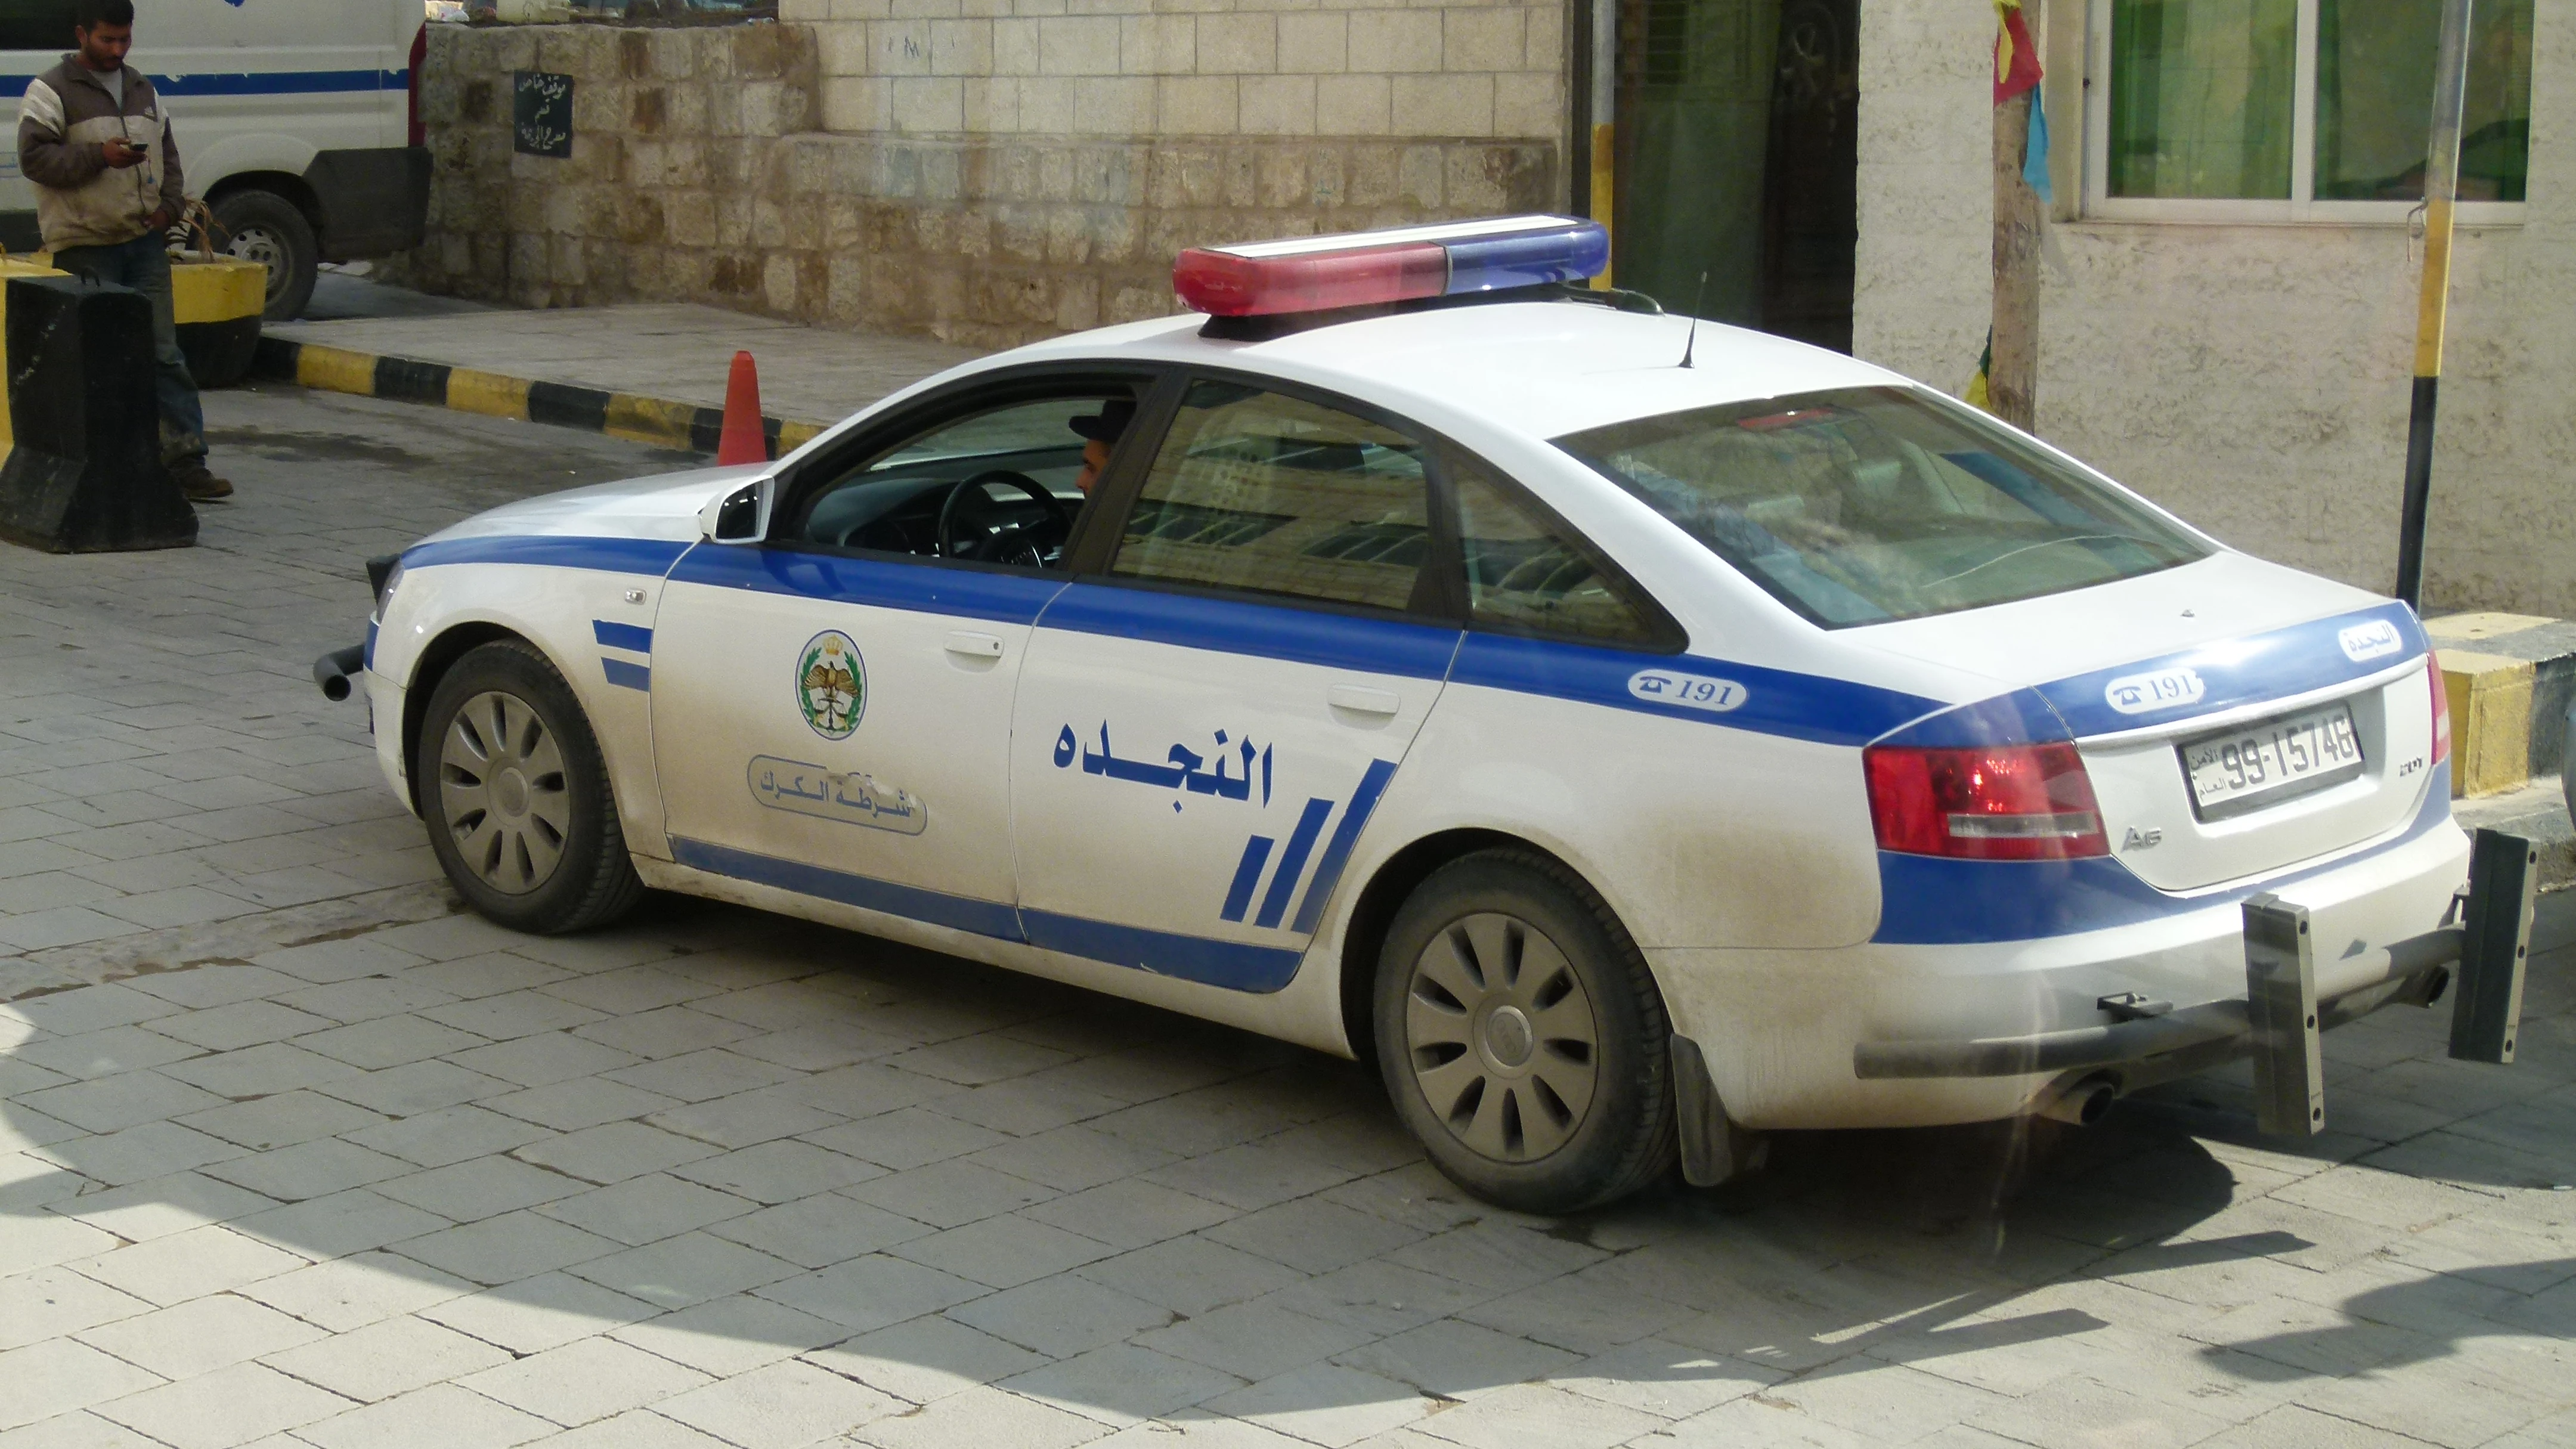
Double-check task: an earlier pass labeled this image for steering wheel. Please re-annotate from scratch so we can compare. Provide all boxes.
[936,469,1074,565]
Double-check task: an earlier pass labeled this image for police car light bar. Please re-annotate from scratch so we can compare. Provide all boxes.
[1173,216,1610,318]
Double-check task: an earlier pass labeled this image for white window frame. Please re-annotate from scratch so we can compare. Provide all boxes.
[2083,0,2527,224]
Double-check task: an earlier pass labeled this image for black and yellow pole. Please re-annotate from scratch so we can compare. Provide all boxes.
[1587,0,1615,289]
[2394,0,2476,609]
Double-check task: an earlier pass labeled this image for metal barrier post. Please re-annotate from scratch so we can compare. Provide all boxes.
[2244,893,2324,1137]
[2450,829,2535,1064]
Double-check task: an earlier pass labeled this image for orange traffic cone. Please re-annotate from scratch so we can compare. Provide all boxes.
[716,350,769,466]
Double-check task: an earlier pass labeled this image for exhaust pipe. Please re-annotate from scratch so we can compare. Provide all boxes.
[2036,1073,2119,1126]
[313,644,366,702]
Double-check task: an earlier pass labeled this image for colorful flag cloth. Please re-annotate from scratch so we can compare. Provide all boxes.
[1965,328,1995,412]
[1994,0,2042,105]
[2023,92,2053,203]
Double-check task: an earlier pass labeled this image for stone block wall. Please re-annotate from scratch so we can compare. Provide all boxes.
[394,14,1566,348]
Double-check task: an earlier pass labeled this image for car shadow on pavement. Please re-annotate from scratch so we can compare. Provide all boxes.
[2,887,2568,1439]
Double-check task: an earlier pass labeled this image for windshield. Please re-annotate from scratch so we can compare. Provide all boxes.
[1555,388,2210,628]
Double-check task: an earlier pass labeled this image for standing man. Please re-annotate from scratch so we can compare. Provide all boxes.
[16,0,230,501]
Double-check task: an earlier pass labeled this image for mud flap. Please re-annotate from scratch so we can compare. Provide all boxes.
[1671,1035,1765,1187]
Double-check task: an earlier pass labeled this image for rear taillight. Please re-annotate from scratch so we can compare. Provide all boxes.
[2428,651,2450,766]
[1864,742,2110,860]
[407,24,428,148]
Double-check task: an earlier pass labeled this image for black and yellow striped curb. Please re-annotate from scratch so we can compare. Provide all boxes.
[252,336,829,458]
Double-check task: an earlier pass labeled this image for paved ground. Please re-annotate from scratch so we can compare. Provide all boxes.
[268,303,982,429]
[1,384,2572,1449]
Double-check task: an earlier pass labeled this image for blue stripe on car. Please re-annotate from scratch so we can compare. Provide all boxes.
[401,535,692,577]
[593,621,654,654]
[1450,633,1942,749]
[1020,910,1305,993]
[1034,582,1463,680]
[148,69,410,97]
[600,659,651,692]
[2033,602,2426,739]
[669,543,1066,625]
[1293,758,1399,934]
[1869,761,2454,945]
[668,837,1305,992]
[671,837,1027,942]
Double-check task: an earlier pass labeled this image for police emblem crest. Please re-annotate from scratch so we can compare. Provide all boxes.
[795,631,865,739]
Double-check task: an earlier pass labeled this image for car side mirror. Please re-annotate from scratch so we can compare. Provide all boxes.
[701,478,773,544]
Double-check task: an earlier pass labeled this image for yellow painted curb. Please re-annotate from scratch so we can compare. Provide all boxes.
[2441,650,2534,799]
[446,367,532,422]
[605,392,701,451]
[294,342,383,398]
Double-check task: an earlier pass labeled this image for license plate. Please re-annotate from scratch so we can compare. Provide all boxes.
[2180,702,2366,821]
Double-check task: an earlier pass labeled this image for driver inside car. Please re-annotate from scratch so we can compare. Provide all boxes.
[1069,398,1135,495]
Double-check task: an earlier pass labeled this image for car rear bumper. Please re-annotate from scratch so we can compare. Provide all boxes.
[1649,806,2479,1131]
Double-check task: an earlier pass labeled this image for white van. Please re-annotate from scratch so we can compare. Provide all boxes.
[0,0,426,319]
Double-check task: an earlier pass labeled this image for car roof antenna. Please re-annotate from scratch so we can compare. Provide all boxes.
[1679,271,1708,369]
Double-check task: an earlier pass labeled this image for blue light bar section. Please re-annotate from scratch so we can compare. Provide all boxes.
[1441,221,1610,295]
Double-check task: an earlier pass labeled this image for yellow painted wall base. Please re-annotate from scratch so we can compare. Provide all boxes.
[2442,650,2535,799]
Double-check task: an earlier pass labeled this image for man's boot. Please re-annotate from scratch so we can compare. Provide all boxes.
[170,456,232,501]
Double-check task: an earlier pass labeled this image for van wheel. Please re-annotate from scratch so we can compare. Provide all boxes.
[213,189,318,321]
[418,641,643,935]
[1373,850,1677,1214]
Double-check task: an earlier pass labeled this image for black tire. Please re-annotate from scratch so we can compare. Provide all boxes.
[417,640,644,935]
[1373,850,1678,1213]
[212,188,318,321]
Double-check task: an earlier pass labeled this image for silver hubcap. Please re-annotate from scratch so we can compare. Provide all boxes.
[1404,912,1600,1163]
[223,227,291,304]
[438,691,570,896]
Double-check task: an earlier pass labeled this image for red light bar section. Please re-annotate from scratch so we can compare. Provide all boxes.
[1174,242,1447,317]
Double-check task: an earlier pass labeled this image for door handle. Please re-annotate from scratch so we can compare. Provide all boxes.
[1328,685,1401,716]
[944,631,1005,660]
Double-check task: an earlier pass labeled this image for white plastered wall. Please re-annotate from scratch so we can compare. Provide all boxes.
[1853,0,2575,615]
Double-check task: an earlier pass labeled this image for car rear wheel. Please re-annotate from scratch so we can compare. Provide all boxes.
[212,188,318,321]
[1374,850,1677,1213]
[419,640,643,934]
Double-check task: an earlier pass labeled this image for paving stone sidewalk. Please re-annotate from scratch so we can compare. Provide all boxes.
[1,383,2572,1449]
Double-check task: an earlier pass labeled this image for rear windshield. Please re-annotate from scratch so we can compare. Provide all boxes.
[1555,388,2209,627]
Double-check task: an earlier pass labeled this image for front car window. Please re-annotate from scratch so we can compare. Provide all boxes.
[1555,387,2209,628]
[1111,381,1433,614]
[795,393,1125,564]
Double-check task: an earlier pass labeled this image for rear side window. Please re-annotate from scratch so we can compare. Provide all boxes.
[1555,387,2209,627]
[1451,463,1664,648]
[1111,380,1433,614]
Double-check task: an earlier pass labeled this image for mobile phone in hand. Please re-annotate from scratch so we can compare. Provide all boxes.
[129,140,149,154]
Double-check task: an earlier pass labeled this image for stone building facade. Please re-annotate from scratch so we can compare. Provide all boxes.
[398,5,1566,348]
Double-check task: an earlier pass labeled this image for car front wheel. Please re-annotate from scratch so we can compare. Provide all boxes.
[1374,850,1678,1213]
[418,640,643,934]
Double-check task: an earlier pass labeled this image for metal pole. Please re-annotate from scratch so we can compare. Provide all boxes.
[2394,0,2476,609]
[1589,0,1616,288]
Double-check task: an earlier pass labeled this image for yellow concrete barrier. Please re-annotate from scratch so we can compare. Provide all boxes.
[171,255,266,387]
[2441,650,2534,799]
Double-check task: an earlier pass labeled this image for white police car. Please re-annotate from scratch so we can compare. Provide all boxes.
[331,217,2517,1213]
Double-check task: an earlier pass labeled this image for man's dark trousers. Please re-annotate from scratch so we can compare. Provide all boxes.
[50,232,207,467]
